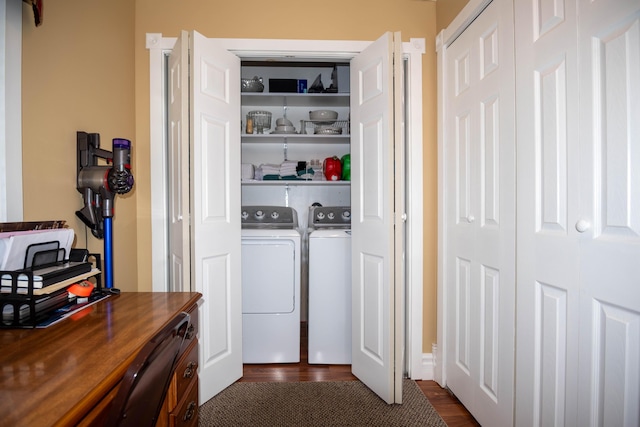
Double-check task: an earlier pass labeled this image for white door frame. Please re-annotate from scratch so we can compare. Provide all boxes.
[146,34,427,379]
[0,0,23,222]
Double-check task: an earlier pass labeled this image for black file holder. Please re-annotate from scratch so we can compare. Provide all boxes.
[0,249,102,328]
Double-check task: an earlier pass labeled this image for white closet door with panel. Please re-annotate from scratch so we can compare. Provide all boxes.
[350,31,405,405]
[439,0,516,425]
[190,30,243,404]
[515,0,640,425]
[167,30,409,406]
[167,31,190,293]
[440,0,639,425]
[576,2,640,425]
[514,0,581,423]
[168,30,243,404]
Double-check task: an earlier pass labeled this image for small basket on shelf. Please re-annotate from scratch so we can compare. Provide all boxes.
[246,111,272,134]
[241,76,264,93]
[300,119,350,135]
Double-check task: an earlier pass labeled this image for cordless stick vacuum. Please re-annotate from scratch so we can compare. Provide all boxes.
[75,131,134,293]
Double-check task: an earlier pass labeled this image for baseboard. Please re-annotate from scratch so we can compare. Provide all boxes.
[419,352,435,380]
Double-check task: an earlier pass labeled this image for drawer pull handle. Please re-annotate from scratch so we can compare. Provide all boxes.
[183,401,197,421]
[183,361,198,378]
[186,324,196,340]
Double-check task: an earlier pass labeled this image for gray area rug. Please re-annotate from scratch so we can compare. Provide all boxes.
[199,379,447,426]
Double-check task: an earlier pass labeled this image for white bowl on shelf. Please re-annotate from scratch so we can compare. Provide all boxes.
[276,125,295,132]
[309,110,338,124]
[273,125,296,134]
[276,118,293,127]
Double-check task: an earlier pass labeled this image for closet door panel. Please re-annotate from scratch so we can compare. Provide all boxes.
[535,282,568,427]
[480,95,500,228]
[518,0,640,425]
[515,0,581,423]
[443,1,516,425]
[591,18,640,240]
[535,58,568,234]
[456,112,473,224]
[577,2,640,425]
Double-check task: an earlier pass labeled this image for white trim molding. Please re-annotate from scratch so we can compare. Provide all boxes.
[421,351,435,381]
[0,0,23,222]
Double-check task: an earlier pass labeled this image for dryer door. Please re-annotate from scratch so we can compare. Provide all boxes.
[242,239,296,314]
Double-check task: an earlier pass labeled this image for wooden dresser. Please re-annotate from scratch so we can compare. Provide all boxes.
[0,292,202,427]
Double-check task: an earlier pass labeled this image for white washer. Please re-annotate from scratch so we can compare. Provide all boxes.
[241,206,301,363]
[308,206,352,364]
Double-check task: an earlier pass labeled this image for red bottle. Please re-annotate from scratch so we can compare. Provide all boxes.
[323,156,342,181]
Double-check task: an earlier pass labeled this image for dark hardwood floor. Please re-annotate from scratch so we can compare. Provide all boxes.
[239,322,479,426]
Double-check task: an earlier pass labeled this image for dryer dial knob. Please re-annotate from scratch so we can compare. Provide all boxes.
[241,211,249,220]
[328,212,335,220]
[255,210,265,220]
[317,212,325,220]
[342,210,351,220]
[271,211,280,219]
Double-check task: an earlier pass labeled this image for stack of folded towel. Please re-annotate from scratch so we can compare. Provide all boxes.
[279,160,298,179]
[259,163,281,180]
[256,161,316,181]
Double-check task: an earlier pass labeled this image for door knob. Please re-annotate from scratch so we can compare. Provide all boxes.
[575,219,590,233]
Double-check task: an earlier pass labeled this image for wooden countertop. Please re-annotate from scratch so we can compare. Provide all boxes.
[0,292,202,427]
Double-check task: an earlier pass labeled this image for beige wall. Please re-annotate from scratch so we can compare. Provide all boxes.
[22,0,441,352]
[436,0,470,32]
[21,0,138,291]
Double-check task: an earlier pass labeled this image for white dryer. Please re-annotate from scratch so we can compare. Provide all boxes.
[307,206,352,364]
[241,206,301,363]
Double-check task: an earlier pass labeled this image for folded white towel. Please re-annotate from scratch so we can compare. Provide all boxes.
[279,160,298,177]
[260,163,281,175]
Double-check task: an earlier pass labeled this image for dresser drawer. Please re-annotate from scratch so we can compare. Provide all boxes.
[170,338,198,405]
[169,378,198,427]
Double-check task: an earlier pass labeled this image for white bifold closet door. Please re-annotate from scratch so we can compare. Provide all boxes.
[167,29,407,406]
[515,0,640,425]
[168,30,243,404]
[441,0,516,426]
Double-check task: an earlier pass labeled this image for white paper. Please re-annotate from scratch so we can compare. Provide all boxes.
[0,229,75,271]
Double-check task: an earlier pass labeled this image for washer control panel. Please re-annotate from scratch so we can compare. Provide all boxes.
[241,206,298,229]
[309,206,351,229]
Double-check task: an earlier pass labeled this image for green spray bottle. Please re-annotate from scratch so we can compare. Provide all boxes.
[341,154,350,181]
